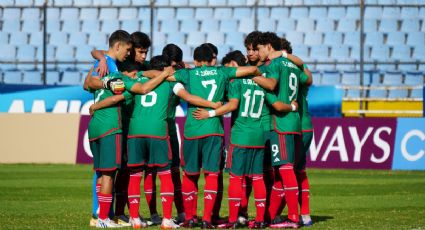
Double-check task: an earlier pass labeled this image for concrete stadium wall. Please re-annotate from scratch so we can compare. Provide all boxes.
[0,114,80,163]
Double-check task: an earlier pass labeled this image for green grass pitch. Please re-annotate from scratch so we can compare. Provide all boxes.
[0,164,424,229]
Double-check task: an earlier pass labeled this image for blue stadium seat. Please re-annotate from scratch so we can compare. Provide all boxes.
[180,44,192,61]
[226,32,244,47]
[17,44,36,62]
[296,18,315,33]
[2,8,21,20]
[200,19,219,32]
[309,7,327,19]
[331,45,351,62]
[161,20,179,32]
[0,32,8,44]
[406,32,423,46]
[15,0,35,6]
[56,45,75,62]
[285,32,304,45]
[342,70,360,85]
[290,8,309,19]
[54,0,73,6]
[377,0,396,4]
[397,64,417,72]
[346,89,361,98]
[328,7,346,19]
[369,45,390,62]
[382,70,403,85]
[382,6,401,18]
[74,0,93,6]
[49,32,68,46]
[187,32,206,46]
[322,0,340,4]
[292,45,308,59]
[323,31,342,46]
[220,19,238,32]
[88,32,108,46]
[156,8,175,20]
[46,8,60,20]
[364,19,378,32]
[258,19,276,32]
[2,20,21,33]
[60,70,81,85]
[400,7,419,18]
[118,8,137,20]
[121,20,140,32]
[152,32,166,46]
[0,45,16,62]
[239,18,255,33]
[46,19,60,33]
[350,46,360,60]
[316,19,335,32]
[166,32,185,45]
[386,32,405,45]
[341,0,359,3]
[388,89,408,98]
[311,70,322,85]
[413,45,425,61]
[9,32,29,46]
[233,8,252,19]
[112,0,131,5]
[81,20,100,33]
[209,0,226,6]
[137,8,151,21]
[345,6,360,19]
[404,71,424,85]
[304,32,323,45]
[75,45,94,62]
[176,8,195,20]
[133,0,152,6]
[93,0,111,6]
[99,8,118,20]
[22,8,40,20]
[155,0,170,5]
[214,8,233,20]
[60,8,78,20]
[276,19,296,33]
[321,71,341,85]
[310,45,330,61]
[101,20,120,33]
[410,89,423,98]
[36,45,55,62]
[270,8,289,19]
[379,19,399,32]
[170,0,188,5]
[189,0,208,6]
[207,32,225,45]
[258,0,283,5]
[365,6,382,19]
[22,20,41,33]
[367,70,381,85]
[257,7,270,18]
[227,0,248,5]
[337,19,357,32]
[195,8,213,19]
[368,89,387,98]
[181,20,199,33]
[401,19,420,32]
[62,20,80,33]
[22,70,43,85]
[365,32,384,46]
[80,8,98,20]
[3,70,22,84]
[391,45,412,62]
[141,20,151,32]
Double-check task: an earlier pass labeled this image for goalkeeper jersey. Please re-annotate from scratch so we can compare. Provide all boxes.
[262,57,308,133]
[174,65,237,139]
[123,73,176,139]
[88,72,132,140]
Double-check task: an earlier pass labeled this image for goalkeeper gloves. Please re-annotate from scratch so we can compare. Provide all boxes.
[102,77,125,94]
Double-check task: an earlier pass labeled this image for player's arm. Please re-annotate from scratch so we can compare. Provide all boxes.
[91,49,108,77]
[302,64,313,86]
[192,98,239,120]
[252,76,278,91]
[269,50,304,69]
[234,66,261,78]
[271,100,298,112]
[130,66,174,94]
[83,67,103,91]
[174,83,222,109]
[142,69,177,82]
[89,94,125,115]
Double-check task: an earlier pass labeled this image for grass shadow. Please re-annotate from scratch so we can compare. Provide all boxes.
[311,215,334,224]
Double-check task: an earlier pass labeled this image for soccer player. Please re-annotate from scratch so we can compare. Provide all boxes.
[192,50,299,229]
[165,45,262,228]
[84,30,133,228]
[252,32,312,228]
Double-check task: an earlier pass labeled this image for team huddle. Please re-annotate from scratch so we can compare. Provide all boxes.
[83,29,313,229]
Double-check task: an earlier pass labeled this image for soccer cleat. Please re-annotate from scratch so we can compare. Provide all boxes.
[96,218,123,228]
[147,213,162,226]
[90,216,98,227]
[129,217,147,229]
[249,221,267,229]
[114,215,131,227]
[217,222,239,229]
[175,212,186,224]
[237,216,248,226]
[201,221,216,229]
[212,216,227,226]
[161,218,181,229]
[180,219,196,228]
[301,215,313,226]
[269,219,299,229]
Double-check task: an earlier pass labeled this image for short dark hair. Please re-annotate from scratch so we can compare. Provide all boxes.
[201,43,218,56]
[149,55,171,71]
[117,59,140,72]
[109,30,131,48]
[162,44,183,63]
[131,31,151,49]
[255,32,281,51]
[244,31,261,48]
[222,50,247,66]
[280,37,293,54]
[193,45,214,62]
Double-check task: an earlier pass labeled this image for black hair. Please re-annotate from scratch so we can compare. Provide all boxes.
[149,55,171,71]
[109,30,131,48]
[131,31,151,49]
[244,31,261,48]
[255,32,282,51]
[117,59,140,72]
[193,45,214,62]
[201,43,218,56]
[162,43,183,63]
[280,37,293,54]
[222,50,247,66]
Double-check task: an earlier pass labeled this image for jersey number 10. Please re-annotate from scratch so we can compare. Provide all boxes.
[241,89,265,119]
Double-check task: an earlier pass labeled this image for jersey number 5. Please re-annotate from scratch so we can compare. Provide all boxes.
[201,79,217,101]
[141,91,157,107]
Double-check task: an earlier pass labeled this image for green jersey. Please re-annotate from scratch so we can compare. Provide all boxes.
[298,82,313,131]
[263,57,308,133]
[123,73,176,138]
[228,78,277,147]
[174,65,237,138]
[167,94,180,135]
[88,72,132,140]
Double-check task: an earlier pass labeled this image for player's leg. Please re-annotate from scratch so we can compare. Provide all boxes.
[296,131,313,226]
[114,132,131,226]
[170,131,185,222]
[262,131,274,223]
[212,149,225,225]
[223,144,243,227]
[238,176,252,224]
[250,148,267,226]
[144,168,161,225]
